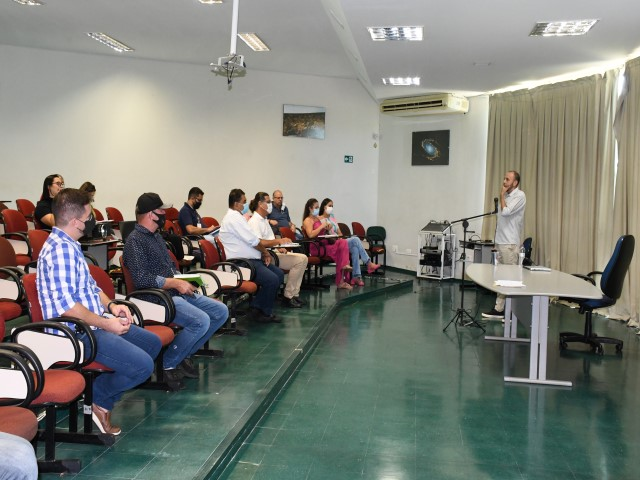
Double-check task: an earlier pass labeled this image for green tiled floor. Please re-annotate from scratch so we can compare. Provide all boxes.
[36,271,411,479]
[220,280,640,480]
[36,273,640,479]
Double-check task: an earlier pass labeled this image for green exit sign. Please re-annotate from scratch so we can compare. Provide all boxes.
[344,155,353,163]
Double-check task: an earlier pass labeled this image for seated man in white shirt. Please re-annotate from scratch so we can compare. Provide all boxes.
[248,192,308,308]
[218,189,289,323]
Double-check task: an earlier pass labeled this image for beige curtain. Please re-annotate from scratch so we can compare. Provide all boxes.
[483,71,619,282]
[612,57,640,326]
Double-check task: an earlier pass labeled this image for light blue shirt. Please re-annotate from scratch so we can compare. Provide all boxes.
[219,209,261,260]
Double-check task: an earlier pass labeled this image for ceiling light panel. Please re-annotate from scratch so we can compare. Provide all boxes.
[199,0,223,4]
[86,33,134,53]
[368,26,423,41]
[12,0,44,5]
[530,20,598,37]
[238,33,270,52]
[382,77,420,86]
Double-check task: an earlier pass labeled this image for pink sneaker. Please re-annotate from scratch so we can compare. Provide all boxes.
[367,262,381,274]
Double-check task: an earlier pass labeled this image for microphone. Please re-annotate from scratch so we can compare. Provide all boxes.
[493,197,499,214]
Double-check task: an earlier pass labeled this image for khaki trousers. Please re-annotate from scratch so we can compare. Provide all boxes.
[494,244,519,312]
[275,252,308,299]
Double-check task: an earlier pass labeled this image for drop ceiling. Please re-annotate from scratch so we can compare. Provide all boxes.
[1,0,639,100]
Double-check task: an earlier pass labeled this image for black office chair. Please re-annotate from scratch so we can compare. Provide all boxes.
[559,234,635,355]
[522,237,533,266]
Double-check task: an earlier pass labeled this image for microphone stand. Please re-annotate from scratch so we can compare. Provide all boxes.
[443,203,498,332]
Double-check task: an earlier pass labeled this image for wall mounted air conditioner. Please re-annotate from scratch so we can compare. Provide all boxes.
[380,94,469,116]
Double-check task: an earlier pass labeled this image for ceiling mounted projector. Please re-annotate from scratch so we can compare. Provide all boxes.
[210,0,245,86]
[211,54,246,76]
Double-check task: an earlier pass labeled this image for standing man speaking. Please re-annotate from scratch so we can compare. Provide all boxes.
[482,170,526,320]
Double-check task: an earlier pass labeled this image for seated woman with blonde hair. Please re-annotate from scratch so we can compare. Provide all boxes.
[302,198,352,290]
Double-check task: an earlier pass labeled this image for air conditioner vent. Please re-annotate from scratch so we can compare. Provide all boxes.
[380,94,469,116]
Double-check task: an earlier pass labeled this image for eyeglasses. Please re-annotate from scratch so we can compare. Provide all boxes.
[78,212,94,223]
[52,182,65,187]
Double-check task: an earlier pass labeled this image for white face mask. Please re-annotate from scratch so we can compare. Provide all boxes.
[325,206,333,215]
[266,202,273,214]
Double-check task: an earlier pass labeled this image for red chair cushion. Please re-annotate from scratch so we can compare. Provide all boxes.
[144,325,174,347]
[0,302,22,322]
[32,370,85,405]
[0,406,38,440]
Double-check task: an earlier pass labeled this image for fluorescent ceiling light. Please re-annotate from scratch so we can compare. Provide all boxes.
[382,77,421,86]
[368,26,423,41]
[238,33,270,52]
[13,0,44,5]
[199,0,223,4]
[530,20,598,37]
[86,33,134,53]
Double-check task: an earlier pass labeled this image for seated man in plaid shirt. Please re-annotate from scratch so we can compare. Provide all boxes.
[37,188,161,436]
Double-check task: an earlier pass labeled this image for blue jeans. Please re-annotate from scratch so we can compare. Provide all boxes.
[347,236,371,278]
[246,259,284,315]
[164,293,229,368]
[0,432,38,480]
[78,325,161,411]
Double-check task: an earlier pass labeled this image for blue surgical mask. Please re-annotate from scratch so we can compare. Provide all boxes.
[241,202,249,215]
[312,207,319,216]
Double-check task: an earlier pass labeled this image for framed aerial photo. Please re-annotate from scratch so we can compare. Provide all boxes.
[283,104,326,139]
[412,130,450,165]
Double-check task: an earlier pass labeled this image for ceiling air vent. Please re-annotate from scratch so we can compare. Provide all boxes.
[380,94,469,116]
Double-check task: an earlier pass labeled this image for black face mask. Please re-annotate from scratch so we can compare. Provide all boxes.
[83,214,96,237]
[154,213,166,229]
[193,201,202,210]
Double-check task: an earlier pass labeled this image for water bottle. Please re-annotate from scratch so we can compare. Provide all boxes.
[519,246,525,267]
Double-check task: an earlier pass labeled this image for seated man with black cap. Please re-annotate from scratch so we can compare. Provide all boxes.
[123,192,229,391]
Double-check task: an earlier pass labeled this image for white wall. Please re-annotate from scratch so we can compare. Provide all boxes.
[377,96,490,274]
[0,45,380,226]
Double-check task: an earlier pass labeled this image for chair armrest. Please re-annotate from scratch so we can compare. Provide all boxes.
[0,345,40,406]
[11,320,85,369]
[125,288,176,325]
[0,232,32,258]
[189,269,223,296]
[0,267,25,303]
[572,273,597,286]
[226,258,256,281]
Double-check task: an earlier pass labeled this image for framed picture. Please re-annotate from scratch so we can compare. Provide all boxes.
[283,104,326,139]
[412,130,450,165]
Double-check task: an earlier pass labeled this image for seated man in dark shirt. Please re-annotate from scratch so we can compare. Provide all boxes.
[123,192,229,391]
[267,189,300,239]
[178,187,218,244]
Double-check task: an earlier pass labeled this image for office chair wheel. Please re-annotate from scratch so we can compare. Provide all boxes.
[615,344,623,353]
[559,341,568,350]
[594,345,604,355]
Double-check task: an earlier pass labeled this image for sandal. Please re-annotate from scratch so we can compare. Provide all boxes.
[337,281,353,290]
[350,277,365,287]
[367,262,381,274]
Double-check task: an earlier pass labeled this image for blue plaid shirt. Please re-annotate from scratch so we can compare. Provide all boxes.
[37,227,104,323]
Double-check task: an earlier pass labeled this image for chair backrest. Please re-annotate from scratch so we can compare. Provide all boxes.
[15,199,36,222]
[367,225,386,241]
[200,239,222,268]
[279,226,296,242]
[214,237,227,261]
[88,265,115,299]
[601,235,635,301]
[522,237,533,260]
[21,273,43,322]
[2,209,29,234]
[338,223,351,237]
[0,237,19,268]
[93,208,105,221]
[105,207,124,226]
[27,229,50,261]
[202,216,219,228]
[165,207,180,223]
[352,221,366,239]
